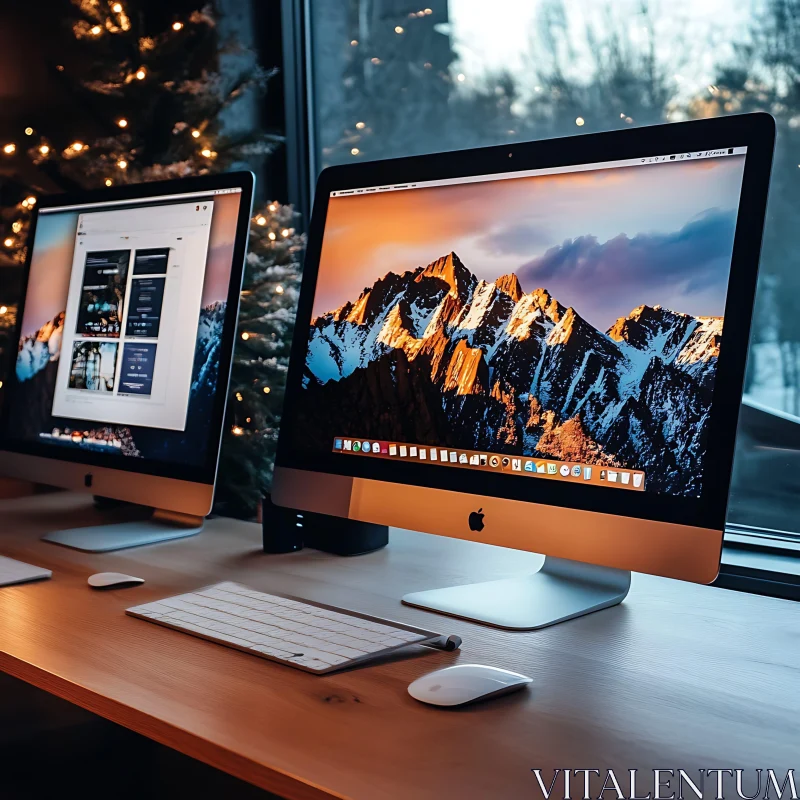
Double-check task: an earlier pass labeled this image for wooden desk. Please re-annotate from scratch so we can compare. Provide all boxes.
[0,492,797,800]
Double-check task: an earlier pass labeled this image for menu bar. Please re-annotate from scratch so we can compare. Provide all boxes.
[329,147,747,198]
[332,438,645,491]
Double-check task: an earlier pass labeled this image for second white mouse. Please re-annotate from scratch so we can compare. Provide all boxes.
[408,664,532,707]
[88,572,145,589]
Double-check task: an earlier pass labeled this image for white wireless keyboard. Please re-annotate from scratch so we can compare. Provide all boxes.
[0,555,51,587]
[127,581,447,674]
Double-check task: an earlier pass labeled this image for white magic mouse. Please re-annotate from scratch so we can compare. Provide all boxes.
[408,664,533,707]
[88,572,145,589]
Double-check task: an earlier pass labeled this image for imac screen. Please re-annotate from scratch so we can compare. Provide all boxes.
[299,148,747,497]
[6,187,242,467]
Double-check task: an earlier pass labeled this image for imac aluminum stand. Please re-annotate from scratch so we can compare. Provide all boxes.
[402,556,631,630]
[42,509,204,553]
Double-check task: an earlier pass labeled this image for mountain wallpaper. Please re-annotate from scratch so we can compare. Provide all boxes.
[297,157,746,497]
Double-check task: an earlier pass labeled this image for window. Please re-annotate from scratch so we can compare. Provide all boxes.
[306,0,800,543]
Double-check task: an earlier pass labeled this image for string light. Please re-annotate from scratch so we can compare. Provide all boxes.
[105,179,113,186]
[263,386,271,394]
[268,231,276,240]
[0,306,6,314]
[370,57,381,65]
[39,145,50,155]
[191,129,200,138]
[275,285,284,294]
[350,39,358,46]
[575,116,585,126]
[241,332,250,340]
[281,228,290,237]
[355,121,365,129]
[256,216,267,225]
[3,144,15,154]
[11,222,22,233]
[90,25,102,35]
[117,159,128,169]
[172,21,183,31]
[117,118,128,128]
[3,238,14,248]
[395,26,404,33]
[424,7,432,13]
[351,147,360,155]
[268,203,276,212]
[135,68,146,80]
[71,141,86,151]
[24,127,33,136]
[25,196,35,206]
[457,73,466,82]
[112,2,122,11]
[236,392,243,401]
[232,426,244,436]
[201,148,212,157]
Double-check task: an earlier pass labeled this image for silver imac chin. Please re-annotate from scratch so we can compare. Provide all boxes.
[0,451,212,552]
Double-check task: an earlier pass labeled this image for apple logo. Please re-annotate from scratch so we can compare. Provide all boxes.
[468,508,485,532]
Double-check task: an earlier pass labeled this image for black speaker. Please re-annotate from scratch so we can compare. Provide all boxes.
[302,511,389,556]
[261,495,388,556]
[261,495,304,553]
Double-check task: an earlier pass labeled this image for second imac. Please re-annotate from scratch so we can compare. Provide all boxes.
[0,173,254,552]
[273,114,774,629]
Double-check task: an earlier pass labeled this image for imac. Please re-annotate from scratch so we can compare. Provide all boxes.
[0,172,254,551]
[273,114,774,629]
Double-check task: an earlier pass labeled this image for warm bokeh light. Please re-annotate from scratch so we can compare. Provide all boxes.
[3,238,14,248]
[39,145,49,155]
[268,231,276,240]
[172,21,183,31]
[191,129,200,138]
[395,26,404,33]
[275,285,284,294]
[118,118,128,128]
[576,117,585,126]
[90,25,102,35]
[71,141,85,151]
[256,216,267,225]
[105,178,113,186]
[232,426,244,436]
[355,121,365,129]
[351,147,360,155]
[117,159,128,169]
[11,222,22,233]
[3,143,15,154]
[135,68,146,80]
[281,228,290,237]
[241,332,250,340]
[25,196,36,206]
[201,148,212,157]
[263,386,271,394]
[112,2,123,11]
[24,127,33,136]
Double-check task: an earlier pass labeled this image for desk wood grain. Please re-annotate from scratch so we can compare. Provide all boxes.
[0,492,797,800]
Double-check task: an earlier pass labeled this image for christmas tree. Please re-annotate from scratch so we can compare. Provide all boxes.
[0,0,304,518]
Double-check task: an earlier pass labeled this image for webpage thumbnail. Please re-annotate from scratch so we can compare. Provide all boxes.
[119,343,156,395]
[76,249,130,337]
[133,247,170,275]
[125,278,165,338]
[69,341,118,392]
